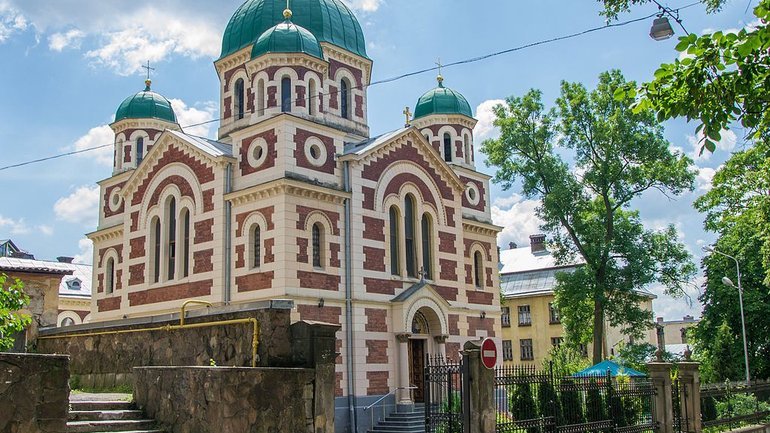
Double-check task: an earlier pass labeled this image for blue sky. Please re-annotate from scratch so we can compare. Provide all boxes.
[0,0,757,319]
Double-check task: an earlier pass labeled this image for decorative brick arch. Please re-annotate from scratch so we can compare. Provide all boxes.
[404,297,448,337]
[375,161,447,226]
[138,164,204,230]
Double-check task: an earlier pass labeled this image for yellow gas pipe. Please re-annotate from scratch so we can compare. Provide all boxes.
[37,300,260,368]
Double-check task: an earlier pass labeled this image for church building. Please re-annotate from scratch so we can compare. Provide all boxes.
[87,0,501,430]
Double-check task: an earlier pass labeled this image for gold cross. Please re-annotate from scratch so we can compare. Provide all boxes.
[403,106,412,127]
[142,60,155,81]
[435,57,443,76]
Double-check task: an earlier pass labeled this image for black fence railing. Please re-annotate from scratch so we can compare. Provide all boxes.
[425,355,467,433]
[700,379,770,431]
[495,364,655,433]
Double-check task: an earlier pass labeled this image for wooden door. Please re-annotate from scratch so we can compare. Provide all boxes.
[409,339,426,403]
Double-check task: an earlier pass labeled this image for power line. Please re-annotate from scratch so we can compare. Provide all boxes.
[0,3,699,173]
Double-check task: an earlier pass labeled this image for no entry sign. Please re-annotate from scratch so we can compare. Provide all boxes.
[481,338,497,369]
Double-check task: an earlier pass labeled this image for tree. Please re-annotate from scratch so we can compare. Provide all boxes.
[482,70,696,364]
[0,273,31,351]
[599,0,726,20]
[608,0,770,155]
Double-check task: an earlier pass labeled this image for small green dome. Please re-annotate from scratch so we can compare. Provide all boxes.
[414,79,474,120]
[115,81,177,123]
[221,0,367,60]
[251,20,324,60]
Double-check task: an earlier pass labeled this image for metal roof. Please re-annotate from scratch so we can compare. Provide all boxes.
[115,85,177,124]
[251,20,324,60]
[0,257,92,297]
[168,131,233,158]
[414,80,473,120]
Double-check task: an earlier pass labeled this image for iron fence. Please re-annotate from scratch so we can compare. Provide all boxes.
[425,355,467,433]
[495,364,655,433]
[700,379,770,431]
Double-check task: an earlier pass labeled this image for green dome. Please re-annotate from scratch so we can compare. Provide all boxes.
[251,20,324,60]
[414,79,474,120]
[221,0,367,60]
[115,82,177,123]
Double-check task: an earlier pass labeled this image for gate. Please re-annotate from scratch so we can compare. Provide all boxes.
[425,355,468,433]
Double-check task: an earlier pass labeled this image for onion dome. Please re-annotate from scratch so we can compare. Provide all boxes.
[114,80,177,123]
[413,76,473,120]
[221,0,367,60]
[251,8,324,59]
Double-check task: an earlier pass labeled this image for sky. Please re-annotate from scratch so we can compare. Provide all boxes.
[0,0,758,320]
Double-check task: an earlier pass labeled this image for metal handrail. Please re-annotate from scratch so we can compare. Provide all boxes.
[364,386,418,428]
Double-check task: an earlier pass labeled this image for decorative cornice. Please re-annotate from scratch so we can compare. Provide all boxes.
[434,334,450,344]
[462,219,502,236]
[321,43,373,83]
[396,333,412,343]
[226,177,350,206]
[246,53,329,76]
[453,165,493,181]
[87,224,123,243]
[412,114,478,130]
[98,170,132,186]
[215,47,252,74]
[59,298,92,308]
[110,118,181,135]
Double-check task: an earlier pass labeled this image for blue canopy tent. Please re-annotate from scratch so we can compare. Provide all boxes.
[573,360,646,377]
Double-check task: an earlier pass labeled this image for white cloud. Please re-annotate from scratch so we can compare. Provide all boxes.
[0,214,30,235]
[491,193,544,249]
[696,166,717,192]
[73,125,115,166]
[0,1,27,43]
[685,129,737,161]
[38,225,54,236]
[342,0,383,12]
[171,99,217,138]
[73,238,93,265]
[53,185,100,227]
[48,28,84,51]
[473,99,505,141]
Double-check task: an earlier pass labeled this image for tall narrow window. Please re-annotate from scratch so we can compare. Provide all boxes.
[281,76,291,112]
[153,217,161,283]
[312,223,323,268]
[404,194,417,278]
[474,250,483,288]
[421,213,433,280]
[137,137,145,164]
[257,79,266,116]
[464,134,471,164]
[308,79,317,116]
[181,209,190,278]
[340,79,350,119]
[235,78,245,120]
[105,257,115,294]
[167,197,177,280]
[253,225,262,268]
[443,133,452,162]
[389,206,400,276]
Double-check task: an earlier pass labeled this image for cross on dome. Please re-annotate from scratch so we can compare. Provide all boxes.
[142,61,155,91]
[284,0,293,20]
[435,57,444,86]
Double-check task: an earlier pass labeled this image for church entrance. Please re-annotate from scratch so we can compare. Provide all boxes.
[408,339,426,402]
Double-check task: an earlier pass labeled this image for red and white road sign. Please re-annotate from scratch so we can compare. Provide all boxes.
[481,338,497,369]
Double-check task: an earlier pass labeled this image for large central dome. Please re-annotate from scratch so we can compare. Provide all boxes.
[221,0,368,60]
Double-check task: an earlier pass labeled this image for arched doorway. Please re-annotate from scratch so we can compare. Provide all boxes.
[408,306,443,403]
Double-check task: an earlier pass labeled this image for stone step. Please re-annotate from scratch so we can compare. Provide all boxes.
[69,410,145,421]
[66,419,157,433]
[370,424,425,432]
[70,401,135,412]
[383,414,424,422]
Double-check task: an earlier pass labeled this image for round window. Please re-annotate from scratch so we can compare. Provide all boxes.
[466,183,481,206]
[108,187,123,212]
[247,138,268,168]
[304,138,327,167]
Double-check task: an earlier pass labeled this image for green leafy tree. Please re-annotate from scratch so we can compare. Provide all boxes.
[586,384,607,422]
[599,0,726,20]
[481,71,696,363]
[0,273,31,351]
[544,345,590,378]
[510,382,538,422]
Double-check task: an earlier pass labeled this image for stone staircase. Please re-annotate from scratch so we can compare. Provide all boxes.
[368,404,425,433]
[67,400,164,433]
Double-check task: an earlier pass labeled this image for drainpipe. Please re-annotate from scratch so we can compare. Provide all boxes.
[343,160,357,433]
[223,162,233,305]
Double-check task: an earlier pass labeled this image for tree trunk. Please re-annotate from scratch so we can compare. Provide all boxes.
[592,299,604,364]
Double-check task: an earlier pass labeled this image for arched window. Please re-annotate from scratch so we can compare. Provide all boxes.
[464,134,471,164]
[167,197,177,280]
[152,217,161,283]
[252,225,262,268]
[105,257,115,294]
[137,137,145,164]
[308,79,317,116]
[181,209,190,278]
[404,194,417,278]
[312,223,323,268]
[61,317,75,327]
[340,79,350,119]
[421,213,433,280]
[281,76,292,112]
[257,79,266,116]
[234,78,245,120]
[443,133,452,163]
[389,206,400,276]
[474,251,483,288]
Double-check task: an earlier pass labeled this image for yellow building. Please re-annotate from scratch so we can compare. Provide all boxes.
[499,235,656,366]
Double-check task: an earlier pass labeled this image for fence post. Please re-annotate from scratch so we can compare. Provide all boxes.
[463,340,496,433]
[677,361,701,433]
[648,361,675,433]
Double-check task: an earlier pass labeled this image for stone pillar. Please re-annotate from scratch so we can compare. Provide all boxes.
[396,333,413,411]
[464,340,496,433]
[434,334,448,358]
[678,361,702,433]
[648,362,675,433]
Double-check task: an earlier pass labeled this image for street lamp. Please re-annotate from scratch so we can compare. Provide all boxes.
[703,246,751,386]
[650,16,675,41]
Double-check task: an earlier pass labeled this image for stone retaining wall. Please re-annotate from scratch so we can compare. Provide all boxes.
[36,301,294,389]
[0,353,69,433]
